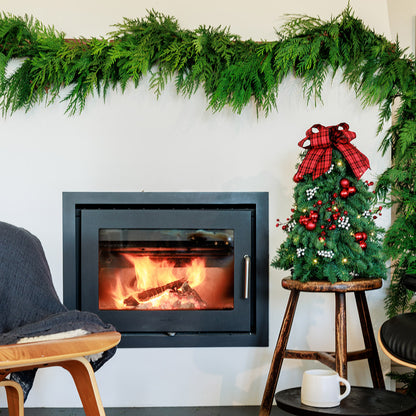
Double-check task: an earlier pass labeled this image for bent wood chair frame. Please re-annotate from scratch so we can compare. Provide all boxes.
[0,331,121,416]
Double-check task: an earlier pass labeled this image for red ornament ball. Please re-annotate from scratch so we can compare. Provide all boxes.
[355,232,363,241]
[310,211,319,221]
[317,200,322,206]
[348,186,357,196]
[305,221,317,231]
[340,188,349,199]
[361,232,368,241]
[293,172,304,183]
[359,241,367,250]
[340,178,350,188]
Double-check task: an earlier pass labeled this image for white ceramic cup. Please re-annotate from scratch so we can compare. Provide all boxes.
[301,369,351,408]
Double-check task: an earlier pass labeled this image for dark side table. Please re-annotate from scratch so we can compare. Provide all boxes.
[260,278,385,416]
[275,386,416,416]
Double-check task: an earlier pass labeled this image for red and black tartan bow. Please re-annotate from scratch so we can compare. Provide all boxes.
[294,123,370,181]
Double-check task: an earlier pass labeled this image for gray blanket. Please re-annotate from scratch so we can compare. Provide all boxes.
[0,221,117,399]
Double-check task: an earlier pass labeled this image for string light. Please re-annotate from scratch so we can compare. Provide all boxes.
[312,258,318,265]
[337,160,343,167]
[342,258,348,264]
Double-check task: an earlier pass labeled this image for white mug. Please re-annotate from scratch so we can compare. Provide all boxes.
[301,369,351,408]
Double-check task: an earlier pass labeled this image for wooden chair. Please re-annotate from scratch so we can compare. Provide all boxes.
[0,331,121,416]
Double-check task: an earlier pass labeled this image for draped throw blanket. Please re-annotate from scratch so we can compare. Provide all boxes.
[0,221,117,399]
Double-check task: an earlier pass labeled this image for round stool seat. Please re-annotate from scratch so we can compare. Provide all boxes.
[380,312,416,367]
[282,278,382,293]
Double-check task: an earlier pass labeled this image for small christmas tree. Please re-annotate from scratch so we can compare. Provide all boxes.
[272,123,386,282]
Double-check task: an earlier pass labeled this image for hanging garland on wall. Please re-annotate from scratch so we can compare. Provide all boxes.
[0,6,415,315]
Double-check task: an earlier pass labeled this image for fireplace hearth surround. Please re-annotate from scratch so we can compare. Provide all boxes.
[63,192,269,348]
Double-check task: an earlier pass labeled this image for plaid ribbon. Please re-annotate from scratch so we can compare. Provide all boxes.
[295,123,370,180]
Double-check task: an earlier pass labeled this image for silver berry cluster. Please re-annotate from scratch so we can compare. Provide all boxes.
[337,216,350,230]
[326,164,334,174]
[286,220,296,232]
[296,247,306,257]
[317,250,334,259]
[306,186,319,201]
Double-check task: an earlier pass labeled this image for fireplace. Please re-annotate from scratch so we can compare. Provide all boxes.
[63,192,269,347]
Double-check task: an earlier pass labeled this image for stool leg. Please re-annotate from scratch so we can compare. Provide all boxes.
[259,289,300,416]
[354,291,385,389]
[335,292,348,379]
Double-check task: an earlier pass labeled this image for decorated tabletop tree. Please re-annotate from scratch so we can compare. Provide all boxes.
[272,123,386,282]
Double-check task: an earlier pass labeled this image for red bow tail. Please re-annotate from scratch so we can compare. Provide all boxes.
[334,141,370,180]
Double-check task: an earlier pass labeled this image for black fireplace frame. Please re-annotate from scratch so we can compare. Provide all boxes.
[63,192,269,348]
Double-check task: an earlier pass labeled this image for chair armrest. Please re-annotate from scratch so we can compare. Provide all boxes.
[403,274,416,292]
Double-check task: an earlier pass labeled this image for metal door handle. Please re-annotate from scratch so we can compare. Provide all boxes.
[244,255,250,299]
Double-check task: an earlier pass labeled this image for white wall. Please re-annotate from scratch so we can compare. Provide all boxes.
[0,0,393,408]
[387,0,416,52]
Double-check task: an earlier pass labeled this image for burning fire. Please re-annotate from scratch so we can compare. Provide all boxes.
[102,255,207,310]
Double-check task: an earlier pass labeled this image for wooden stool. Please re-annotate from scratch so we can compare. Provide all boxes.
[259,278,385,416]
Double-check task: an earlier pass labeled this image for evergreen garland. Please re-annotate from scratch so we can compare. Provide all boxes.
[0,6,415,313]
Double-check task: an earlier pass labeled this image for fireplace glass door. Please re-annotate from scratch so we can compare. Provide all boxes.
[98,228,235,311]
[80,209,252,334]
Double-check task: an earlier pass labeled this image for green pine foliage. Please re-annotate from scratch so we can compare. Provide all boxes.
[0,6,409,120]
[272,149,386,282]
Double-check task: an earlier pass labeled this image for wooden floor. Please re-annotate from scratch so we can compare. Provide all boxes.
[0,407,292,415]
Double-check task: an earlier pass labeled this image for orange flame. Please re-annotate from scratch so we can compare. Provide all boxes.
[122,254,179,292]
[186,258,206,287]
[103,255,207,309]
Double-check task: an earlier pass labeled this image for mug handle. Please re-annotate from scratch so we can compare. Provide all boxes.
[337,376,351,401]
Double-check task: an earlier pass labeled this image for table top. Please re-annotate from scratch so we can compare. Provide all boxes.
[282,278,382,293]
[275,387,416,416]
